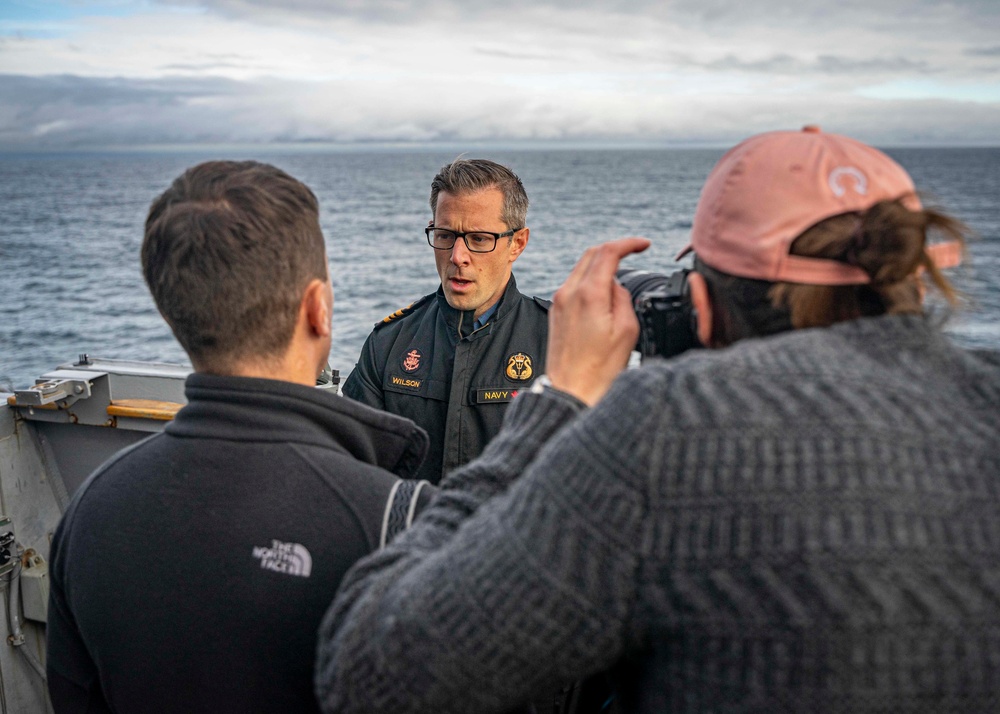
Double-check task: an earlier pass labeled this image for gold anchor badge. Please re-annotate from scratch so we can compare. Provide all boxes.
[505,352,533,381]
[402,349,421,372]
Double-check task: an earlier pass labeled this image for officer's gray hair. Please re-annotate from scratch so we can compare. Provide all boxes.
[429,158,529,231]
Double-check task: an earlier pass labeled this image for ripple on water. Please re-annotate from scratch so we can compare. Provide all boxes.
[2,148,998,389]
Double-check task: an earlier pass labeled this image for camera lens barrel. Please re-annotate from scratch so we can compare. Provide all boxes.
[617,268,699,360]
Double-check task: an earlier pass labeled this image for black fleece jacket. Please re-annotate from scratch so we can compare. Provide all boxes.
[47,373,432,713]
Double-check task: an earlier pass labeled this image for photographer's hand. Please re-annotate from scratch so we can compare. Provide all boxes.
[546,237,651,406]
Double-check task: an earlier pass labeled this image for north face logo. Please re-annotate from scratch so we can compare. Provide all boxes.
[252,540,312,577]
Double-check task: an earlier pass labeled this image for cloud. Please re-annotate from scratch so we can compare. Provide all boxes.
[161,0,632,24]
[699,54,933,75]
[0,0,997,148]
[2,72,998,150]
[169,0,1000,27]
[222,0,1000,56]
[663,0,999,30]
[966,46,1000,57]
[0,74,244,146]
[472,47,569,63]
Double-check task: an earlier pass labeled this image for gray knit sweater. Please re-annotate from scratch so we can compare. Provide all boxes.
[316,314,1000,713]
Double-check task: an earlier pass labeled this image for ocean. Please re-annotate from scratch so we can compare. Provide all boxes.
[2,147,998,391]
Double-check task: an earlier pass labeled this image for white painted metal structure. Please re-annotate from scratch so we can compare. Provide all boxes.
[0,357,189,713]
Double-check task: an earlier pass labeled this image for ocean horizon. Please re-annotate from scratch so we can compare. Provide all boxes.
[2,146,998,391]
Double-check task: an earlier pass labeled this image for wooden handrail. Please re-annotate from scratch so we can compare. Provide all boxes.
[107,399,183,421]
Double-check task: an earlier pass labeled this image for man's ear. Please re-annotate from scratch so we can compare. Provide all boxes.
[303,279,332,338]
[688,271,713,348]
[508,227,529,261]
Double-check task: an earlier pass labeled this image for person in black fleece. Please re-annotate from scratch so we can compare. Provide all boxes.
[316,128,1000,713]
[46,161,433,713]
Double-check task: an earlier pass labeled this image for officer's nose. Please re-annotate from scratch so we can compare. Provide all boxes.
[450,237,472,265]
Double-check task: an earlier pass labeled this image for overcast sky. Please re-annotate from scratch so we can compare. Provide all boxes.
[1,0,998,150]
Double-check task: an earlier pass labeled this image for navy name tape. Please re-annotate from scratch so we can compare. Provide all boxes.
[474,388,519,404]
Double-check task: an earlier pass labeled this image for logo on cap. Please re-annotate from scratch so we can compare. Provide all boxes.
[505,352,533,381]
[828,166,868,198]
[402,349,421,372]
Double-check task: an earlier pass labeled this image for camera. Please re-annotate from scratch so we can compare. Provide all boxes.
[617,268,699,360]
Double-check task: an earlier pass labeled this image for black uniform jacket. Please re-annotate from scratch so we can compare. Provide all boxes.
[342,275,549,484]
[46,373,434,714]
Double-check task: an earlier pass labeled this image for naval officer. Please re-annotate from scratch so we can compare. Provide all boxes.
[342,158,549,484]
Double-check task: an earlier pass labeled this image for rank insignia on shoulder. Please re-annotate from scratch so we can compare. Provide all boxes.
[505,352,533,381]
[381,303,414,324]
[475,388,518,404]
[374,294,434,329]
[402,349,422,373]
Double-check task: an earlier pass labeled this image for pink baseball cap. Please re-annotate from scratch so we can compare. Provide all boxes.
[676,126,960,285]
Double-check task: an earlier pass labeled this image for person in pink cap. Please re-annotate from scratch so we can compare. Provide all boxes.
[316,128,1000,714]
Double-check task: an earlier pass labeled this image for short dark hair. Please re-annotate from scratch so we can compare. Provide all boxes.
[429,158,529,230]
[693,256,793,348]
[142,160,328,371]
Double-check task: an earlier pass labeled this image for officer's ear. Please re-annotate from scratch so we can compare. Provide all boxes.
[508,227,529,261]
[688,271,713,348]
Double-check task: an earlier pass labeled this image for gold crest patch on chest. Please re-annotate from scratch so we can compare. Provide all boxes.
[505,352,533,381]
[402,349,422,372]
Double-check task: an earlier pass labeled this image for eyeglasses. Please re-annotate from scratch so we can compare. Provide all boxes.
[425,226,522,253]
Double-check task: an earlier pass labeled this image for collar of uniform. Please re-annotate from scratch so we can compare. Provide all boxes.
[167,373,429,479]
[434,289,475,338]
[473,301,499,331]
[435,275,521,338]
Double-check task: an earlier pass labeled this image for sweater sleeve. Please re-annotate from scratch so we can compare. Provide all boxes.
[315,375,653,713]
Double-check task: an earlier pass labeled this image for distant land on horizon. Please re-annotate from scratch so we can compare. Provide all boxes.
[3,139,1000,157]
